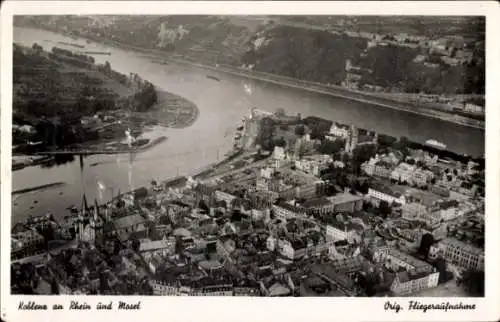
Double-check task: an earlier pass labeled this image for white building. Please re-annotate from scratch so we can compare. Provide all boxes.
[390,271,440,295]
[464,103,484,115]
[326,223,354,243]
[401,202,428,220]
[368,186,406,205]
[266,236,277,252]
[273,146,287,160]
[271,204,304,221]
[214,190,237,208]
[390,163,417,183]
[277,239,295,259]
[440,238,484,271]
[150,281,193,296]
[328,123,350,138]
[260,167,275,179]
[374,247,435,274]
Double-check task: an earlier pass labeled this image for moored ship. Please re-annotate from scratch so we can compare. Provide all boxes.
[425,139,447,150]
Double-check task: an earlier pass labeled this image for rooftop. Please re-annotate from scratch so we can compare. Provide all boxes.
[369,183,402,198]
[139,240,172,253]
[199,260,223,271]
[302,197,331,208]
[327,192,363,205]
[438,200,460,210]
[112,214,146,230]
[274,202,306,214]
[396,270,431,284]
[377,247,433,271]
[268,282,291,296]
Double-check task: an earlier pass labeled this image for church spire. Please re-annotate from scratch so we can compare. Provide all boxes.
[93,198,100,221]
[82,193,89,215]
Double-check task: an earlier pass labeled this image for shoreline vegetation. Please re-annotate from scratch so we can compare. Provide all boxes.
[12,41,199,163]
[83,33,486,130]
[18,24,484,130]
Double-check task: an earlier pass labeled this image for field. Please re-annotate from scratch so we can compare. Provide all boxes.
[139,90,199,129]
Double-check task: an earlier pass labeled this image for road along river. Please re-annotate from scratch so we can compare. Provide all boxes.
[11,27,485,225]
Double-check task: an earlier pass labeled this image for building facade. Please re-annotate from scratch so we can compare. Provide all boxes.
[390,271,440,295]
[368,187,406,205]
[440,238,485,271]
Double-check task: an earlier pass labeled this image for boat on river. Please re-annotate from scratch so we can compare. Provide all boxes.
[207,75,221,82]
[425,139,447,150]
[57,41,85,49]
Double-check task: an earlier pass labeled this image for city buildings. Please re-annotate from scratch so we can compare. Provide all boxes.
[271,203,306,222]
[390,163,434,187]
[362,158,393,178]
[390,271,440,295]
[10,108,484,298]
[303,192,364,215]
[368,184,407,205]
[326,122,350,139]
[11,229,45,260]
[373,247,435,274]
[440,238,485,271]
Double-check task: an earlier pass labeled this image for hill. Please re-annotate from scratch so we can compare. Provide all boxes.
[14,16,485,99]
[12,43,158,152]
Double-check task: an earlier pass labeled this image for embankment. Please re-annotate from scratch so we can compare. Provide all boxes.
[17,26,484,130]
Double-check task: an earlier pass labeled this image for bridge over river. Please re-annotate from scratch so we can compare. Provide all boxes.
[14,149,139,156]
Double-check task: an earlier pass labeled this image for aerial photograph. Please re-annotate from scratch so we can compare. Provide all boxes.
[11,15,485,297]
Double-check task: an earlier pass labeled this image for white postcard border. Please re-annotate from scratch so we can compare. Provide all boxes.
[1,2,499,322]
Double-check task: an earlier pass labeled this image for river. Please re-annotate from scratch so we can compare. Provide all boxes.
[11,27,485,225]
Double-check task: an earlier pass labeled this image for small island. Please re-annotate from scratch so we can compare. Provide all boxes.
[12,42,199,159]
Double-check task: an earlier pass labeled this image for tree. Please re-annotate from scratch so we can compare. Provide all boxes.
[39,225,55,249]
[274,136,286,148]
[198,199,209,212]
[104,61,111,75]
[392,136,410,156]
[432,257,453,284]
[294,124,306,136]
[317,139,344,155]
[460,270,485,297]
[352,145,377,170]
[131,239,141,252]
[378,200,392,218]
[50,278,60,295]
[32,43,43,55]
[418,233,434,259]
[255,117,277,151]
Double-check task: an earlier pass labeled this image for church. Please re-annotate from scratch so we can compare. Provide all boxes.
[74,194,106,245]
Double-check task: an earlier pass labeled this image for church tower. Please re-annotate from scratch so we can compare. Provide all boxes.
[345,125,358,154]
[91,198,104,246]
[76,194,90,242]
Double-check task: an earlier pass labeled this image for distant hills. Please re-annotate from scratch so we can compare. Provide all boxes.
[14,15,485,96]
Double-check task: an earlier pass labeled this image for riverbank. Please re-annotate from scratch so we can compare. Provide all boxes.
[46,27,484,130]
[169,57,485,130]
[13,40,200,160]
[12,156,54,172]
